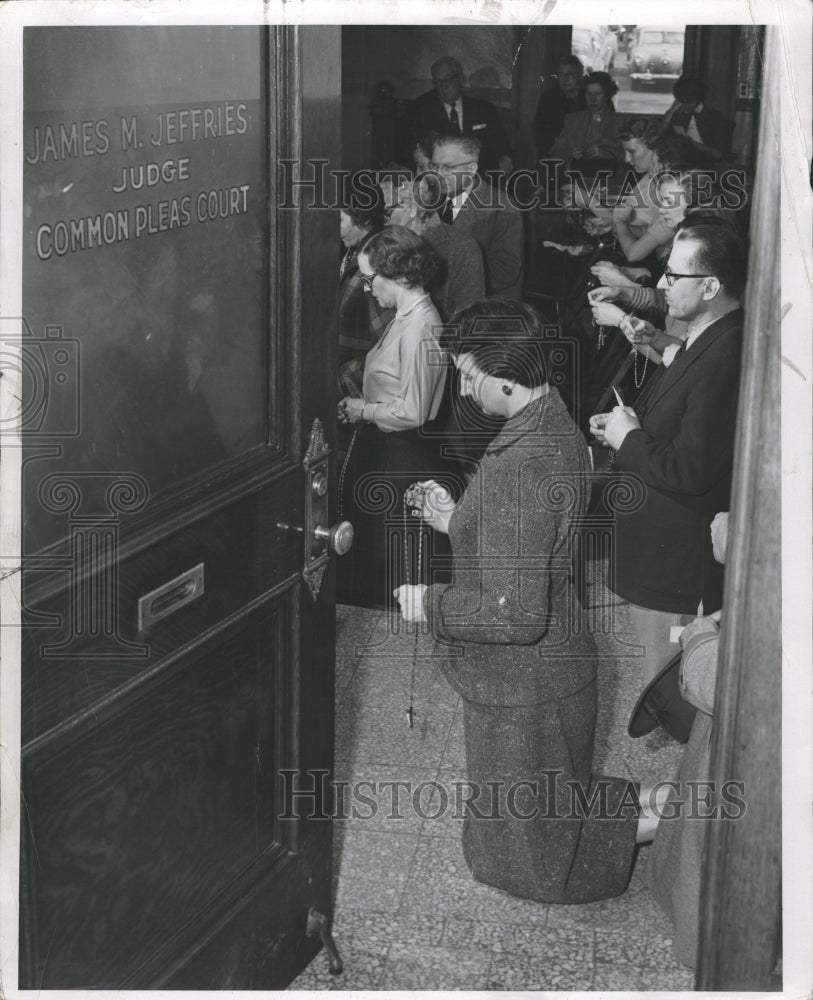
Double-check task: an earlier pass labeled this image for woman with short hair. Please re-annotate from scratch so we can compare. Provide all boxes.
[337,225,452,607]
[550,71,623,167]
[611,167,720,265]
[394,299,655,903]
[582,120,699,239]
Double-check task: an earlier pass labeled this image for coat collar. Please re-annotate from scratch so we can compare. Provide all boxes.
[484,388,564,456]
[457,173,502,214]
[644,307,743,414]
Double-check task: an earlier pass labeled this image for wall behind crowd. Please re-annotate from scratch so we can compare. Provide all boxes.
[342,25,518,173]
[341,24,763,175]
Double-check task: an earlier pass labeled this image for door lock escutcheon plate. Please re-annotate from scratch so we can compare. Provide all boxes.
[301,418,352,600]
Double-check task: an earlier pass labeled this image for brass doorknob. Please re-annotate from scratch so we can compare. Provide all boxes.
[314,521,354,556]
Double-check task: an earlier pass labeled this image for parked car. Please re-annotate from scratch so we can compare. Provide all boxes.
[628,27,685,89]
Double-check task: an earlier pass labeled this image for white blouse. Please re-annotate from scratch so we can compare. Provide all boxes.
[362,297,447,433]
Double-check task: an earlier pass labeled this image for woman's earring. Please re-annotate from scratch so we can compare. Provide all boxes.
[502,384,513,396]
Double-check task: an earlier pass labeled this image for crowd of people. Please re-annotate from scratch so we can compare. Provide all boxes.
[334,52,748,971]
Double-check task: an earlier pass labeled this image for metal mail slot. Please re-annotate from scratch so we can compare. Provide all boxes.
[137,563,205,631]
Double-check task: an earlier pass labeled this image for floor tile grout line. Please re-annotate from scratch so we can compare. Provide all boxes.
[329,597,685,990]
[433,691,463,774]
[334,605,381,709]
[334,658,361,710]
[343,608,384,654]
[375,943,392,990]
[392,828,435,919]
[589,925,598,990]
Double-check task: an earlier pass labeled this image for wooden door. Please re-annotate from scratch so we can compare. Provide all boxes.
[17,25,341,989]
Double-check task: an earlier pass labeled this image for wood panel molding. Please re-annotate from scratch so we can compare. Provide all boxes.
[695,23,781,991]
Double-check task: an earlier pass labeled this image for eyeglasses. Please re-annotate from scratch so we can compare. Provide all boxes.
[429,160,473,174]
[360,271,378,291]
[662,268,713,287]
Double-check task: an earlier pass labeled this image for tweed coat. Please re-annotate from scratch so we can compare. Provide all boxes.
[609,308,743,614]
[421,221,485,321]
[425,388,597,707]
[450,175,524,300]
[424,389,639,903]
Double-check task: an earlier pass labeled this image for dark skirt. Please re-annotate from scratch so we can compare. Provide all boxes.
[337,422,461,609]
[459,680,639,903]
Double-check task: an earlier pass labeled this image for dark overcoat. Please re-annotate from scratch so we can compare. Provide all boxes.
[609,308,743,614]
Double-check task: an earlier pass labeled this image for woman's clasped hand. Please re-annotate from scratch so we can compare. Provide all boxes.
[590,261,651,287]
[393,583,428,622]
[619,315,660,347]
[337,397,364,423]
[405,479,456,534]
[587,290,627,328]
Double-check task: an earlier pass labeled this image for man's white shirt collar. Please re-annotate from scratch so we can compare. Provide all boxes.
[450,185,472,220]
[662,314,724,366]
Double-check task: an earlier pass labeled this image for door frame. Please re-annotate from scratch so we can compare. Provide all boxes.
[1,19,343,991]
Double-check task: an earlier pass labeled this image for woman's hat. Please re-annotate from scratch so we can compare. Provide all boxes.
[627,650,698,744]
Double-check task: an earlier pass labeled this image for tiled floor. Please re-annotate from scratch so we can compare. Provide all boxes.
[290,570,696,991]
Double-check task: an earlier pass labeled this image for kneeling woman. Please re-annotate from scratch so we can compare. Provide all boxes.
[338,226,453,608]
[395,299,651,903]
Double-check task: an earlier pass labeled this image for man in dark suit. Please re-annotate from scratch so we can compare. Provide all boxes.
[592,217,747,690]
[403,56,513,178]
[659,77,734,161]
[532,53,586,159]
[430,134,523,299]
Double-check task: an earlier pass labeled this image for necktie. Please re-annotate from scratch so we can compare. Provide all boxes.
[448,104,461,135]
[439,198,454,224]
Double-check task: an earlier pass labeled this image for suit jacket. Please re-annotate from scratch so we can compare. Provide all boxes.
[451,175,524,299]
[403,91,512,175]
[609,308,743,614]
[670,104,734,157]
[421,221,485,320]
